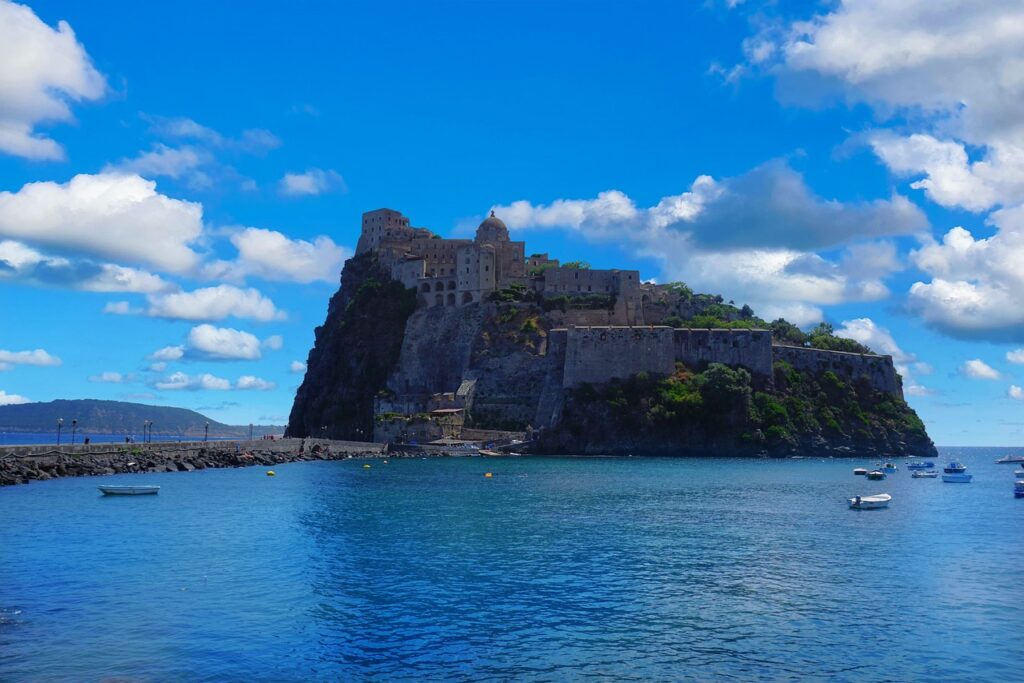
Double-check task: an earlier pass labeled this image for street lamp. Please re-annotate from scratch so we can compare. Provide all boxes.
[248,423,253,441]
[143,420,150,444]
[71,419,77,445]
[204,422,209,443]
[57,418,63,446]
[150,422,155,444]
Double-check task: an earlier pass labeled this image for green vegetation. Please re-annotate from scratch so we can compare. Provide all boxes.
[486,283,539,303]
[527,262,556,277]
[542,293,615,312]
[562,260,591,270]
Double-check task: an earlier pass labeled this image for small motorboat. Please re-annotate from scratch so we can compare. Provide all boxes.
[907,461,935,470]
[880,462,898,473]
[995,454,1024,464]
[866,470,886,480]
[943,461,967,474]
[942,472,973,483]
[1014,468,1024,478]
[98,485,160,496]
[912,470,938,478]
[853,467,869,476]
[849,493,891,510]
[1015,480,1024,499]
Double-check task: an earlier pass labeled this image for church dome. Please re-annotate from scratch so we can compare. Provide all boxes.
[475,211,509,242]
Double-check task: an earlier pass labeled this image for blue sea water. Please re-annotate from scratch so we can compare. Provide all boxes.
[1,447,1022,681]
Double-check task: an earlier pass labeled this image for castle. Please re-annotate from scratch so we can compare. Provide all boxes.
[356,208,903,441]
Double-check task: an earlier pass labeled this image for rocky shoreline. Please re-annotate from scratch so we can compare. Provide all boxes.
[0,438,386,487]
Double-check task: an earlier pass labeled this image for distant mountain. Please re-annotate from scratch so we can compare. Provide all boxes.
[0,400,282,438]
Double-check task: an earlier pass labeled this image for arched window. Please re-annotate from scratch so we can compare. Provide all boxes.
[448,281,456,290]
[434,281,445,292]
[447,293,456,306]
[421,283,431,293]
[434,294,443,306]
[462,292,473,304]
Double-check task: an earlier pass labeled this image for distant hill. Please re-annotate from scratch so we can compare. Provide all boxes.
[0,400,282,438]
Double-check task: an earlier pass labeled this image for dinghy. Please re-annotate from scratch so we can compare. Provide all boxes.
[98,485,160,496]
[942,472,973,483]
[849,493,891,510]
[912,470,938,478]
[853,467,868,476]
[866,470,886,480]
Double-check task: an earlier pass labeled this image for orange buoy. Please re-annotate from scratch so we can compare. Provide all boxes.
[484,472,493,478]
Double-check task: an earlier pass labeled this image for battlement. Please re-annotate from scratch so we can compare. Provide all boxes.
[773,345,902,398]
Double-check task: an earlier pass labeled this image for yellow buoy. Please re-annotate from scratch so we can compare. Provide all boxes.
[363,464,371,469]
[484,472,493,478]
[266,470,275,476]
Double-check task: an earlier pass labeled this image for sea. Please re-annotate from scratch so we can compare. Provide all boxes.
[1,447,1021,681]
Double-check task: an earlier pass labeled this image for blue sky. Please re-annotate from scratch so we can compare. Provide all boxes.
[1,0,1023,444]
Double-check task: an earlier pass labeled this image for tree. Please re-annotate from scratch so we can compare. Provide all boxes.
[562,260,591,270]
[699,363,752,422]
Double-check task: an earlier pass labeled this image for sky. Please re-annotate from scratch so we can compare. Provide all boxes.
[0,0,1022,444]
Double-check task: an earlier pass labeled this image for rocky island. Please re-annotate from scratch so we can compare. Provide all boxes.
[288,208,935,458]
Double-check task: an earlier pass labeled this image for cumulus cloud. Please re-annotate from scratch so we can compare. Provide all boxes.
[834,318,930,396]
[279,168,346,196]
[0,389,31,405]
[89,371,127,383]
[290,360,306,374]
[1007,349,1024,364]
[1010,385,1024,400]
[0,348,61,367]
[907,206,1024,340]
[153,371,232,391]
[0,0,107,160]
[494,163,924,321]
[141,285,286,322]
[262,335,283,351]
[961,359,1001,380]
[186,324,262,360]
[0,173,204,274]
[236,375,275,391]
[143,115,281,154]
[204,227,349,284]
[0,239,174,293]
[148,345,184,362]
[104,144,210,187]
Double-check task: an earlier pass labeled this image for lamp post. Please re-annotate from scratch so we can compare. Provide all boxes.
[56,418,63,446]
[204,422,209,443]
[248,423,253,441]
[150,422,155,444]
[71,419,77,445]
[143,420,150,444]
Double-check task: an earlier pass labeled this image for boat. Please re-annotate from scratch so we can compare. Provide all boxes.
[907,461,935,470]
[479,449,503,457]
[943,461,967,474]
[849,493,892,510]
[912,470,938,478]
[866,470,886,480]
[1015,480,1024,499]
[995,454,1024,464]
[853,467,869,476]
[942,472,973,483]
[880,462,898,473]
[1014,468,1024,478]
[98,485,160,496]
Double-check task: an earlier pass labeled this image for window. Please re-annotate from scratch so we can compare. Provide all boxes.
[485,265,489,272]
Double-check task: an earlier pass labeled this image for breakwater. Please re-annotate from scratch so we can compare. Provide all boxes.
[0,438,385,487]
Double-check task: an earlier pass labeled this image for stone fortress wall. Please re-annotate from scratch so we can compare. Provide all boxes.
[772,345,902,396]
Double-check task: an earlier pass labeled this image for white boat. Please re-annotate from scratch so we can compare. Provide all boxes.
[942,473,973,483]
[880,462,898,473]
[866,470,886,480]
[849,493,891,509]
[943,461,967,474]
[912,470,938,478]
[1014,468,1024,478]
[995,454,1024,464]
[853,467,869,476]
[1015,480,1024,499]
[98,485,160,496]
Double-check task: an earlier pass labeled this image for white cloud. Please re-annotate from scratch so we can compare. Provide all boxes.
[289,360,306,374]
[834,318,930,396]
[0,389,30,405]
[186,324,262,360]
[1010,385,1024,400]
[104,301,138,315]
[148,362,167,372]
[0,240,175,293]
[148,345,184,362]
[143,115,281,154]
[153,371,232,391]
[962,359,1001,380]
[89,371,125,383]
[143,284,285,322]
[262,334,283,351]
[0,173,204,274]
[104,144,208,183]
[236,375,275,391]
[279,168,346,196]
[1007,349,1024,364]
[206,227,349,284]
[0,348,61,367]
[0,1,106,160]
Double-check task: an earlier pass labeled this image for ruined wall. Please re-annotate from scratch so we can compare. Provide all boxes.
[559,326,676,387]
[674,329,773,382]
[772,345,902,397]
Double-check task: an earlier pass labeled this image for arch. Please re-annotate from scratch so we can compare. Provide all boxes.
[447,280,456,290]
[434,281,445,292]
[462,291,474,304]
[641,294,651,305]
[434,293,444,307]
[447,292,456,306]
[417,295,428,308]
[420,282,431,293]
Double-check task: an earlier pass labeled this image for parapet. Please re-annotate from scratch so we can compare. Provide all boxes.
[772,345,902,397]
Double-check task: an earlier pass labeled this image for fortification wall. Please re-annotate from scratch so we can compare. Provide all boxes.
[772,345,902,397]
[559,326,676,387]
[674,329,773,381]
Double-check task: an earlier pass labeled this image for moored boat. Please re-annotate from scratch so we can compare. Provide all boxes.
[866,470,886,480]
[849,493,891,510]
[907,461,935,470]
[1015,480,1024,499]
[853,467,868,476]
[912,470,938,478]
[943,461,967,474]
[995,454,1024,464]
[880,462,898,473]
[98,485,160,496]
[942,472,973,483]
[1014,468,1024,478]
